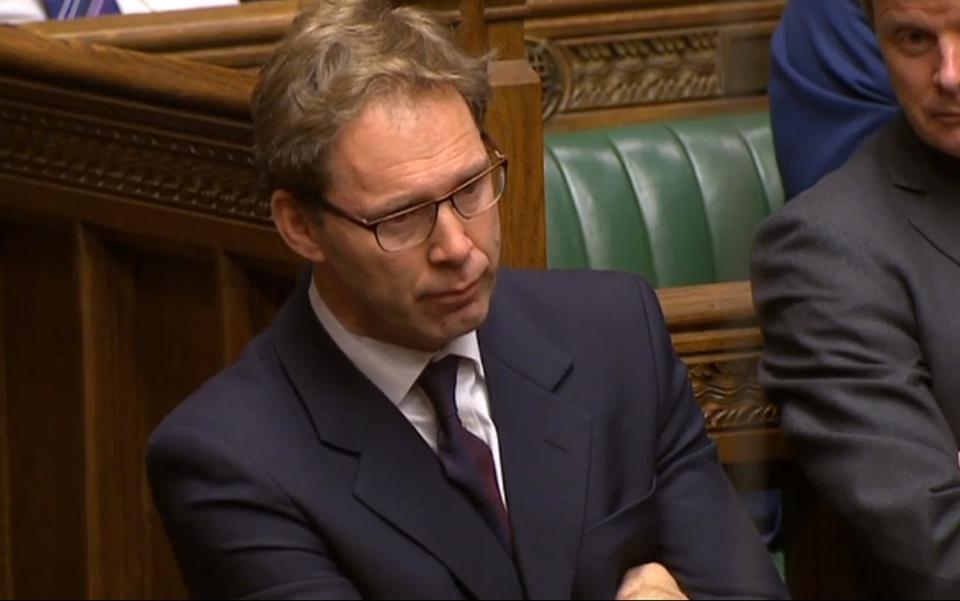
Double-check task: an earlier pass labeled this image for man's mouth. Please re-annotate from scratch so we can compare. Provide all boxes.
[931,111,960,124]
[425,276,483,304]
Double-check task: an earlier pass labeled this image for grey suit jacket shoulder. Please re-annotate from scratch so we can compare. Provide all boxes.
[751,115,960,597]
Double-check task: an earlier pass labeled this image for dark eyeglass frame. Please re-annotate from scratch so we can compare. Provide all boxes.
[304,134,508,252]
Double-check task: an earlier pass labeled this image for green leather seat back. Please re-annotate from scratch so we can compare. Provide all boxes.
[544,112,784,287]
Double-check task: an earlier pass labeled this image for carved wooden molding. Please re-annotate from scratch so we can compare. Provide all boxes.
[687,355,780,433]
[525,37,567,121]
[565,30,719,109]
[0,101,266,223]
[521,0,783,126]
[526,23,774,124]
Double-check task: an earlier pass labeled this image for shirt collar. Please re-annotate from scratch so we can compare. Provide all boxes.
[308,279,484,407]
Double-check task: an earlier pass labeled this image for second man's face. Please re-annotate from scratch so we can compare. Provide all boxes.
[875,0,960,158]
[309,86,502,352]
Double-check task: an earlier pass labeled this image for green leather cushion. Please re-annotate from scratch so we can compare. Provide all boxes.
[545,112,784,287]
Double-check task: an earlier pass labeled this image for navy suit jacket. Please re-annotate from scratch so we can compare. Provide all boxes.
[770,0,899,199]
[147,269,787,600]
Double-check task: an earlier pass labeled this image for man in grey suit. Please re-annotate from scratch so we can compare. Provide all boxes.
[752,0,960,596]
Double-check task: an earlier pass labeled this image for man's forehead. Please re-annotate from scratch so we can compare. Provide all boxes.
[326,89,485,209]
[345,87,475,143]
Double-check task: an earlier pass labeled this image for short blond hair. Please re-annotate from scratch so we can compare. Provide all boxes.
[251,0,492,203]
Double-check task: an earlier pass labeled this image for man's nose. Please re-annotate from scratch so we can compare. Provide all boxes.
[428,201,473,264]
[937,36,960,95]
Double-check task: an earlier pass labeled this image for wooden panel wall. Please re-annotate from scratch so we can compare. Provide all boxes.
[1,222,87,599]
[0,210,300,598]
[0,247,9,600]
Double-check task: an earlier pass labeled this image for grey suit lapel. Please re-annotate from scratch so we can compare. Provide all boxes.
[272,273,523,599]
[478,275,592,600]
[883,115,960,270]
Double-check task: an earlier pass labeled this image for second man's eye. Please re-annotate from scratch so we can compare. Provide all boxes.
[895,28,936,55]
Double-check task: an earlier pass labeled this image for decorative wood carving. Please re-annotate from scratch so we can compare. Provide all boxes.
[689,355,779,432]
[524,24,777,127]
[524,37,566,121]
[571,30,717,108]
[0,102,266,223]
[523,0,784,129]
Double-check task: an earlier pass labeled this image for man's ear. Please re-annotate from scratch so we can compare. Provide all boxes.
[271,189,327,263]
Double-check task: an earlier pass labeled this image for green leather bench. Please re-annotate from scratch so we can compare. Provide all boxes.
[544,112,784,285]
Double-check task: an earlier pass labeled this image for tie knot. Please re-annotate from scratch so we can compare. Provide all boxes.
[418,355,461,420]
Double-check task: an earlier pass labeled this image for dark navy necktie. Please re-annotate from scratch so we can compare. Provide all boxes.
[44,0,120,20]
[418,355,512,550]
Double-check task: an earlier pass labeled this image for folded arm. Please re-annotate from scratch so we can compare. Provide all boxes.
[634,278,788,600]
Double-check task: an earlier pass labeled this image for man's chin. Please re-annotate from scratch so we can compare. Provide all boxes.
[917,118,960,159]
[444,300,489,335]
[423,297,490,345]
[936,138,960,161]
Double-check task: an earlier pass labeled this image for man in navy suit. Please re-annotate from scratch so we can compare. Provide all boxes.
[146,1,787,598]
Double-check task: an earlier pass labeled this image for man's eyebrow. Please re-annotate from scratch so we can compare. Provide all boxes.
[371,157,493,219]
[878,13,936,32]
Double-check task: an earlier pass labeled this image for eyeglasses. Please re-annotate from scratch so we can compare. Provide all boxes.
[309,137,508,252]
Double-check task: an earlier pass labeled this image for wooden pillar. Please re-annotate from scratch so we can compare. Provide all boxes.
[215,251,258,365]
[457,0,489,54]
[0,219,86,599]
[487,58,545,270]
[76,223,147,599]
[483,0,545,269]
[0,244,11,600]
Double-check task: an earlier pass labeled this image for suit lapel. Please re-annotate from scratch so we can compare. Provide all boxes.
[354,402,524,600]
[883,115,960,271]
[478,274,592,600]
[271,271,523,599]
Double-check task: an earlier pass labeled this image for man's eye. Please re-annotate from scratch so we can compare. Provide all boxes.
[460,180,481,195]
[457,176,492,204]
[386,212,416,226]
[896,28,936,53]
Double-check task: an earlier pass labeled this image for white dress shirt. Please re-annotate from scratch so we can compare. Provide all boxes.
[308,282,507,506]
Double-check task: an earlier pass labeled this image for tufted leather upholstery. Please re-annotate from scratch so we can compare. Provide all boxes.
[545,113,783,287]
